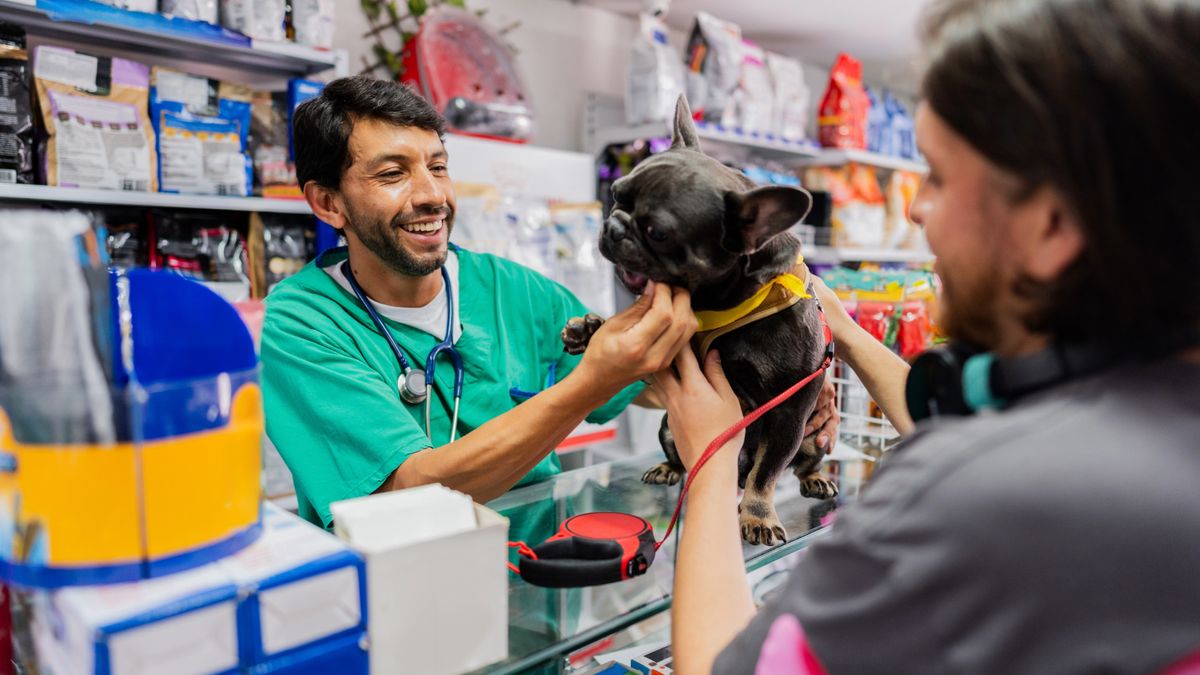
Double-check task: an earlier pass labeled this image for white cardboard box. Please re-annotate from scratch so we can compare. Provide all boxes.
[331,485,510,675]
[33,566,240,675]
[33,504,368,675]
[219,502,367,668]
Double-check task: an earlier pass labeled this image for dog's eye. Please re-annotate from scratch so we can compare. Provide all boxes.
[646,225,668,243]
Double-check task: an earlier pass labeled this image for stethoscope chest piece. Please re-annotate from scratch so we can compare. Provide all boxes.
[398,369,429,405]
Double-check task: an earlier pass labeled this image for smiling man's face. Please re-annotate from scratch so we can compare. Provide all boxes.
[335,116,456,277]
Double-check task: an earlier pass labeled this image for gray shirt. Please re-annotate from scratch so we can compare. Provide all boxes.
[715,357,1200,674]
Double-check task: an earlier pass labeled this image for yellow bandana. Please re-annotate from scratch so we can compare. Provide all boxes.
[692,255,812,356]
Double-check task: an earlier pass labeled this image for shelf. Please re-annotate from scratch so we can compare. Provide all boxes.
[0,183,313,214]
[590,119,821,161]
[0,0,340,77]
[802,148,929,174]
[804,245,935,264]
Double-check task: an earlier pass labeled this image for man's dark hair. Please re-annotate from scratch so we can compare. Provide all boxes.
[921,0,1200,352]
[293,75,446,191]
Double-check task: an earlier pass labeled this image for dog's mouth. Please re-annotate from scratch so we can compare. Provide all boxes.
[616,266,650,295]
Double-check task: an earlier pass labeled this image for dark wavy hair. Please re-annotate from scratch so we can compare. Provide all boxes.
[292,75,446,191]
[921,0,1200,352]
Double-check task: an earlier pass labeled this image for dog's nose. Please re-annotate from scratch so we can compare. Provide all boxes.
[604,211,631,239]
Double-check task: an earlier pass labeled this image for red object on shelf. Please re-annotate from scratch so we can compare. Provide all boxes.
[400,6,534,143]
[818,53,869,149]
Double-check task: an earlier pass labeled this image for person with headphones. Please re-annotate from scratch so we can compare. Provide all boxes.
[655,0,1200,672]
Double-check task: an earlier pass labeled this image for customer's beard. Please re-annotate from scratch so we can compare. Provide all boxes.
[937,263,1003,350]
[343,204,451,277]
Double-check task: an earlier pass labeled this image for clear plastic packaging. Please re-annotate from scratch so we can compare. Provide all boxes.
[288,0,335,49]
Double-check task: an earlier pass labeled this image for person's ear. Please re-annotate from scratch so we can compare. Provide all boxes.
[1013,186,1084,282]
[723,185,813,253]
[303,181,347,231]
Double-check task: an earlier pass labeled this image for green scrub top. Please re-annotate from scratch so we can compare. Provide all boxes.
[261,246,643,528]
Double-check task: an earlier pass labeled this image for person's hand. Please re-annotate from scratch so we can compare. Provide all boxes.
[578,283,697,396]
[811,274,856,343]
[803,378,840,453]
[652,348,744,473]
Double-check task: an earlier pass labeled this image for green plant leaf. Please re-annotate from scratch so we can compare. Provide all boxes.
[385,0,399,21]
[360,0,382,21]
[445,0,466,7]
[408,0,428,17]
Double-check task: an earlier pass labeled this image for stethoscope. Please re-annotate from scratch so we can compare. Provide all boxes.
[341,260,464,444]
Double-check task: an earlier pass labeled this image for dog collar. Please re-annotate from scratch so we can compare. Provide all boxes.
[692,254,813,356]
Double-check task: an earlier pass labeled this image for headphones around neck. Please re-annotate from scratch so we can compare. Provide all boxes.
[905,341,1117,422]
[906,324,1200,422]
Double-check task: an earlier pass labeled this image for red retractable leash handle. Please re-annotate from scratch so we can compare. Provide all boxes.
[514,315,835,588]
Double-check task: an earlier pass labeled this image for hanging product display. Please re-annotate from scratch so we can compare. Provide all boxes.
[220,0,286,42]
[33,46,157,191]
[401,5,535,142]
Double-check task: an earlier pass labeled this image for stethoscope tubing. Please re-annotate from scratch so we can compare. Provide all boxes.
[341,259,463,444]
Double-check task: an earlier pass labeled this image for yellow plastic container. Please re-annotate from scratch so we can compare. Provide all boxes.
[0,371,262,587]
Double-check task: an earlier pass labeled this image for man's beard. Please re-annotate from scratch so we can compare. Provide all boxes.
[937,260,1003,350]
[344,203,452,277]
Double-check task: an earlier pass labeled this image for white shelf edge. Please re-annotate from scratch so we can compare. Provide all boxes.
[805,245,935,264]
[801,149,929,174]
[0,183,312,214]
[591,121,821,159]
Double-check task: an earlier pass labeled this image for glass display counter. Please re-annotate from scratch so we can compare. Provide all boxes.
[477,451,845,674]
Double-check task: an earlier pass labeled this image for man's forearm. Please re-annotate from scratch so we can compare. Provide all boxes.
[838,326,915,435]
[382,370,619,502]
[672,458,756,674]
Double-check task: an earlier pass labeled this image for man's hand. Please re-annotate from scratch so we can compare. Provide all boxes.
[577,283,697,397]
[804,378,840,453]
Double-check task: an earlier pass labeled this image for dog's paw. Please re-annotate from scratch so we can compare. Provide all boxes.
[561,313,604,355]
[799,474,839,500]
[642,462,683,486]
[739,511,788,547]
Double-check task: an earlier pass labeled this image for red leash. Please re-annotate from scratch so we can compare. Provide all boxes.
[513,312,834,587]
[654,315,834,549]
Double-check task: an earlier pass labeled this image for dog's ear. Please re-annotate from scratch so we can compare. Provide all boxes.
[670,95,700,151]
[724,186,813,253]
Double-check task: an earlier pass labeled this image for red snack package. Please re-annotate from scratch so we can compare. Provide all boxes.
[818,53,870,149]
[898,301,933,360]
[856,301,894,344]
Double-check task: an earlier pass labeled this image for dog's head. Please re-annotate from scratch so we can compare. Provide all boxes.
[600,96,812,298]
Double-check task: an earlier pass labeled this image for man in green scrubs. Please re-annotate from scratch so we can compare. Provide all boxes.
[262,76,697,528]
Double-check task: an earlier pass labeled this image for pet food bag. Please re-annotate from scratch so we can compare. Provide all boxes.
[685,11,743,124]
[766,51,809,142]
[288,0,336,49]
[150,67,252,196]
[625,12,684,125]
[0,24,33,184]
[34,46,156,191]
[818,52,869,149]
[220,0,285,42]
[248,89,297,197]
[731,40,773,134]
[883,170,923,249]
[161,0,219,24]
[806,164,886,248]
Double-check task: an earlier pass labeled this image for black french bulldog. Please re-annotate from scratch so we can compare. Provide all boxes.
[562,95,836,547]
